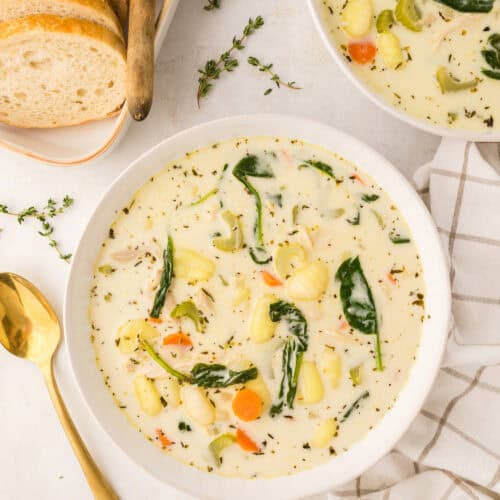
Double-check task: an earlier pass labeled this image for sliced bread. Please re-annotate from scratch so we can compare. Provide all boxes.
[0,15,126,129]
[0,0,123,39]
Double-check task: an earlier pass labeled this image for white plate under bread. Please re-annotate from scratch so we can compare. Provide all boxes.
[0,0,179,165]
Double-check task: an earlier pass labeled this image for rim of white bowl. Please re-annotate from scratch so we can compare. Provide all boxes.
[307,0,500,142]
[64,113,451,500]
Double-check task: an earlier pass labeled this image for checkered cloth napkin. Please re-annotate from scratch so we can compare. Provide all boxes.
[324,139,500,500]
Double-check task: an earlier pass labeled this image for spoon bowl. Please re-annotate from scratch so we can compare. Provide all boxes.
[0,272,117,500]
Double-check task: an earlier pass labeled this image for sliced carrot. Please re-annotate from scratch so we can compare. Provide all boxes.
[261,271,282,287]
[236,428,260,452]
[352,173,365,185]
[156,429,172,448]
[163,332,193,348]
[232,388,263,422]
[339,319,349,330]
[348,41,376,64]
[148,317,163,324]
[387,272,398,285]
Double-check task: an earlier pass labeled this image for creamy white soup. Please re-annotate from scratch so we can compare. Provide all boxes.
[321,0,500,130]
[89,137,426,478]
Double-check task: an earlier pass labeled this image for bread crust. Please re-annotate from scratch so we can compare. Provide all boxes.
[0,14,126,128]
[0,0,123,39]
[0,14,126,58]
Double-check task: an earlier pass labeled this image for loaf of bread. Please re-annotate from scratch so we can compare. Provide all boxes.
[0,15,126,128]
[0,0,123,39]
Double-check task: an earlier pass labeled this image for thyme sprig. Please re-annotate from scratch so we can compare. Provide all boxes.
[0,196,74,262]
[203,0,221,11]
[247,56,301,95]
[197,16,265,106]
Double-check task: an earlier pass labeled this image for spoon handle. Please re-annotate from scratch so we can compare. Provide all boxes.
[42,362,119,500]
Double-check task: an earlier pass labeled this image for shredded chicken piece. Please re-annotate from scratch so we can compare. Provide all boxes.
[432,14,477,52]
[300,302,323,320]
[202,202,219,222]
[196,287,214,312]
[296,224,313,250]
[110,248,142,263]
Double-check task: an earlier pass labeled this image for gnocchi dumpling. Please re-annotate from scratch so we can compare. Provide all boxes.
[250,294,278,343]
[134,375,163,416]
[181,385,215,426]
[320,349,342,388]
[377,32,403,69]
[158,376,181,408]
[342,0,373,38]
[245,374,271,410]
[116,319,159,354]
[312,418,338,448]
[174,249,216,283]
[298,360,324,404]
[286,261,329,301]
[274,243,307,280]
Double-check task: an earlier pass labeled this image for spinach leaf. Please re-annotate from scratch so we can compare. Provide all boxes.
[481,34,500,80]
[249,246,272,264]
[269,300,308,416]
[340,391,370,422]
[150,234,174,318]
[141,340,258,387]
[141,339,188,381]
[482,69,500,80]
[190,188,218,207]
[299,160,336,179]
[434,0,494,12]
[389,232,411,244]
[233,155,274,247]
[267,192,283,207]
[190,363,257,387]
[347,210,361,225]
[361,194,379,203]
[336,257,383,370]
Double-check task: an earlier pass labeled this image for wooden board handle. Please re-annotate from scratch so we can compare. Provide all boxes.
[127,0,155,121]
[109,0,129,28]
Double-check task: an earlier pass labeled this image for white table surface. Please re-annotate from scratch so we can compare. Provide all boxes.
[0,1,441,499]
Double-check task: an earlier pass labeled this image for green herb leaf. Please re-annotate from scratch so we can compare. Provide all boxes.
[0,196,74,262]
[178,421,192,432]
[389,232,411,244]
[249,247,272,264]
[434,0,494,12]
[233,155,274,257]
[190,188,218,206]
[361,194,379,202]
[247,56,301,92]
[269,300,308,416]
[347,210,361,225]
[204,0,221,11]
[141,339,258,388]
[150,235,174,318]
[336,257,383,370]
[141,339,188,381]
[197,16,264,105]
[481,34,500,80]
[190,363,258,387]
[340,391,370,422]
[299,160,336,179]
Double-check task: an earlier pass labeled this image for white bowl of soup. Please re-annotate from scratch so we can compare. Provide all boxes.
[64,114,450,499]
[308,0,500,140]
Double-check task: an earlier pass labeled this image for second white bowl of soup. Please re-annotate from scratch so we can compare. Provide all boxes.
[308,0,500,140]
[65,114,450,499]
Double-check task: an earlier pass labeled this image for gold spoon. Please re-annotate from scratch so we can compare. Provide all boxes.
[0,273,118,500]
